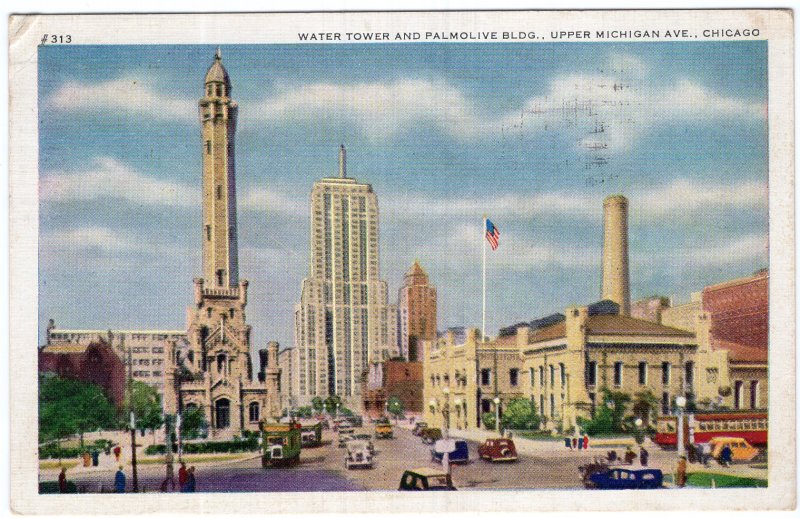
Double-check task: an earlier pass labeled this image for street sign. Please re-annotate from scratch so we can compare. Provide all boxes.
[434,438,457,454]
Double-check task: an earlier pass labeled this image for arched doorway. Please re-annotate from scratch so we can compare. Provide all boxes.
[215,398,230,429]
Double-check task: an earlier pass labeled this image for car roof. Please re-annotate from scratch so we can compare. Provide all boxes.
[405,468,449,477]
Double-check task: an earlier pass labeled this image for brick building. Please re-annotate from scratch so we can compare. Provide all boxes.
[398,260,437,362]
[39,341,127,409]
[362,359,423,418]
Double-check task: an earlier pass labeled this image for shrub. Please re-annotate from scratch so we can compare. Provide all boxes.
[143,438,259,456]
[39,444,84,459]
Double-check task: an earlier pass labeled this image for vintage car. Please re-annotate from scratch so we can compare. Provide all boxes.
[579,457,611,488]
[420,427,442,445]
[261,421,302,467]
[398,468,457,491]
[477,438,518,462]
[588,468,663,489]
[412,422,428,436]
[708,437,760,462]
[301,422,323,447]
[431,439,470,465]
[375,422,393,439]
[338,428,356,448]
[353,433,376,453]
[345,440,374,469]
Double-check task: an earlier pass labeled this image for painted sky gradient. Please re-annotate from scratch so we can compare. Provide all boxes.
[38,42,768,353]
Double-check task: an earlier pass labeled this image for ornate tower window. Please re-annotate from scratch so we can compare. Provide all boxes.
[206,140,211,154]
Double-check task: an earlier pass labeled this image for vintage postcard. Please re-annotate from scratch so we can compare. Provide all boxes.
[8,9,795,513]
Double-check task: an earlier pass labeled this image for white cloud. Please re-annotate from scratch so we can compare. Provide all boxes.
[40,157,196,207]
[46,77,194,120]
[683,234,768,267]
[240,187,306,216]
[383,178,766,222]
[42,226,137,253]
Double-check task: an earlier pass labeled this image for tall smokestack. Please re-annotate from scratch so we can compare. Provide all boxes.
[338,144,346,178]
[601,194,630,316]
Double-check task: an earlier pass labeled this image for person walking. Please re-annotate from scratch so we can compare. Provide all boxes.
[701,442,711,466]
[185,466,196,493]
[178,462,188,491]
[720,444,733,467]
[113,445,122,463]
[114,467,126,493]
[639,446,649,467]
[583,434,589,450]
[676,455,687,488]
[58,468,67,493]
[624,447,637,465]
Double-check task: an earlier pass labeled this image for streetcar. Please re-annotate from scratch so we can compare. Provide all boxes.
[261,421,302,467]
[654,411,767,448]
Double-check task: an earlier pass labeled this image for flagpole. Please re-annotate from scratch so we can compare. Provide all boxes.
[482,215,487,344]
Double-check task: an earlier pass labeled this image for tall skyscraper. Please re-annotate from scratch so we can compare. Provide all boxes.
[294,146,398,406]
[398,260,437,362]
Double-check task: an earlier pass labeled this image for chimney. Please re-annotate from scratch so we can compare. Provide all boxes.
[258,348,268,382]
[338,144,346,178]
[601,195,631,316]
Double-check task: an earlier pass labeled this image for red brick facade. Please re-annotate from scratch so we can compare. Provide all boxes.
[39,341,127,409]
[398,261,437,362]
[702,269,768,352]
[361,360,423,417]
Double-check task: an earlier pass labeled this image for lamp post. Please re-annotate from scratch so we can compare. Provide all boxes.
[675,396,687,458]
[634,417,643,446]
[493,397,501,435]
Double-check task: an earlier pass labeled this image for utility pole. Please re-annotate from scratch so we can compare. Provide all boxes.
[127,348,139,492]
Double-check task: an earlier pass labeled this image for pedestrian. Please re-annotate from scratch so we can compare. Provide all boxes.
[687,443,697,463]
[624,447,637,465]
[607,450,617,463]
[185,466,196,493]
[676,456,687,487]
[720,444,733,467]
[701,442,711,466]
[178,462,188,491]
[58,467,67,493]
[639,446,649,467]
[583,434,589,450]
[113,445,121,463]
[114,466,126,493]
[572,437,578,449]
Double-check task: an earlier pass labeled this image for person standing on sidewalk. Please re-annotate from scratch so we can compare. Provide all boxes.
[676,455,687,488]
[185,466,196,493]
[114,466,126,493]
[58,468,67,493]
[178,462,188,491]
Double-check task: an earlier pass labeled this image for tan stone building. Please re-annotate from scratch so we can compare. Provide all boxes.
[278,347,298,410]
[398,260,437,362]
[161,50,280,436]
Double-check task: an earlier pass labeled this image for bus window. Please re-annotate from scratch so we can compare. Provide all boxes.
[699,422,707,431]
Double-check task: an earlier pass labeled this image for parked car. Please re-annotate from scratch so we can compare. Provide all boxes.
[708,437,760,463]
[420,428,442,445]
[398,468,456,491]
[375,422,393,439]
[338,427,356,448]
[477,438,518,462]
[431,440,470,464]
[301,422,323,447]
[353,433,376,453]
[588,468,663,489]
[345,440,374,469]
[412,422,428,436]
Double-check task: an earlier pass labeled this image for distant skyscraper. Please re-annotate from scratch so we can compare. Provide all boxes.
[398,260,437,362]
[294,146,398,405]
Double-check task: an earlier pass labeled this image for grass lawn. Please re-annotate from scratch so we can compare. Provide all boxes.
[137,453,255,465]
[687,472,768,488]
[514,432,563,441]
[40,460,79,470]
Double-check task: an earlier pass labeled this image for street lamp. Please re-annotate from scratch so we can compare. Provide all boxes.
[675,396,687,458]
[493,397,501,435]
[634,417,643,446]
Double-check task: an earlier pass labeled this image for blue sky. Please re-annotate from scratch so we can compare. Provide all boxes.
[38,42,768,351]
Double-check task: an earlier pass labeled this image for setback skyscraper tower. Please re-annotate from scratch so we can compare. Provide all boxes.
[294,146,398,407]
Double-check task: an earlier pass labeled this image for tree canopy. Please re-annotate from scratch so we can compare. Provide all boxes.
[39,374,118,445]
[180,406,208,439]
[387,396,404,417]
[127,381,163,432]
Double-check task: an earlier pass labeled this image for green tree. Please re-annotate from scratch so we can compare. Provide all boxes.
[632,390,659,427]
[180,406,208,440]
[500,398,540,431]
[39,374,118,449]
[127,381,163,442]
[295,406,313,418]
[311,397,324,414]
[481,412,496,431]
[324,394,342,415]
[387,396,404,419]
[577,389,631,435]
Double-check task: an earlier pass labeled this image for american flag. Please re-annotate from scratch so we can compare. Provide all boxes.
[485,219,500,250]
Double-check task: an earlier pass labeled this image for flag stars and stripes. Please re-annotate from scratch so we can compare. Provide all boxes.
[485,218,500,250]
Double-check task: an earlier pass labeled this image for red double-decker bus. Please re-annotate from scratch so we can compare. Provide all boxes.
[655,411,767,448]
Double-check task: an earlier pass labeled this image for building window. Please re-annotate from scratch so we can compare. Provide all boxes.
[229,308,235,318]
[539,366,544,387]
[613,362,623,387]
[539,395,545,416]
[662,362,671,385]
[734,380,744,409]
[206,140,211,154]
[509,369,519,387]
[205,225,211,241]
[217,354,226,374]
[481,399,491,413]
[550,394,556,417]
[560,363,566,387]
[638,362,648,385]
[249,402,260,422]
[685,361,694,387]
[529,367,535,387]
[587,361,597,387]
[480,369,491,386]
[216,269,224,286]
[549,365,555,387]
[749,381,759,409]
[207,308,213,318]
[588,392,596,417]
[661,392,670,415]
[216,185,222,200]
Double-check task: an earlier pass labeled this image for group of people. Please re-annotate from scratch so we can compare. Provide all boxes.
[564,434,591,450]
[687,442,732,466]
[606,446,649,466]
[159,461,196,492]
